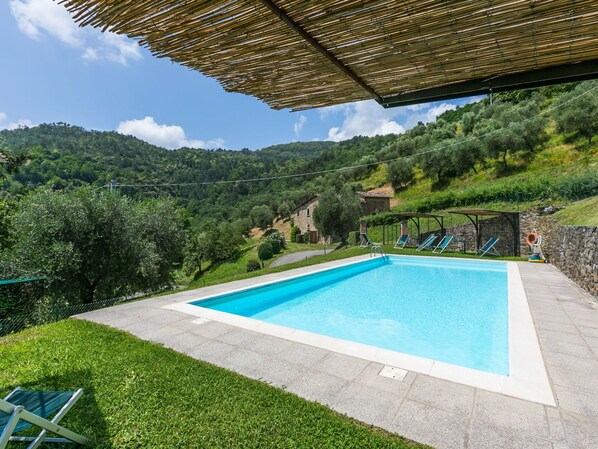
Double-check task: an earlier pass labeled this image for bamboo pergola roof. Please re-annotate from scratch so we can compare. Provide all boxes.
[61,0,598,110]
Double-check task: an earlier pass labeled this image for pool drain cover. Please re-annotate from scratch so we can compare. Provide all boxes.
[379,366,408,381]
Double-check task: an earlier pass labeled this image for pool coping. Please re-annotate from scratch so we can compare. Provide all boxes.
[165,254,555,405]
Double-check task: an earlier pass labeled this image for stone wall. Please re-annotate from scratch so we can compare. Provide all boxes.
[543,226,598,299]
[292,197,319,235]
[360,196,391,215]
[442,215,520,256]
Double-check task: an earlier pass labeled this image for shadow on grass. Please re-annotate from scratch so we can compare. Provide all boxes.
[7,370,111,448]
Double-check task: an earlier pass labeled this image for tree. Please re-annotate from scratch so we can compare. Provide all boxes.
[449,138,483,175]
[386,159,414,190]
[0,138,30,181]
[257,242,273,266]
[203,222,244,262]
[277,201,293,220]
[552,80,598,144]
[7,188,186,305]
[183,231,210,275]
[313,185,361,243]
[250,205,274,230]
[475,101,547,172]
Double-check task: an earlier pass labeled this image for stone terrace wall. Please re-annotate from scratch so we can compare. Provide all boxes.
[543,226,598,299]
[442,215,519,256]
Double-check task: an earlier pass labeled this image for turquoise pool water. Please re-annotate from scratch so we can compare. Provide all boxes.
[193,256,509,375]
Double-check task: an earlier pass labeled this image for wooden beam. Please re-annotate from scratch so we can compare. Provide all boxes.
[256,0,383,103]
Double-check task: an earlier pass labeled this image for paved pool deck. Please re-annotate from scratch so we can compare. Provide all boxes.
[76,259,598,449]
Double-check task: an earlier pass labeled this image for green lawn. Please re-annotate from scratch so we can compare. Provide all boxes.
[0,320,428,449]
[186,240,335,289]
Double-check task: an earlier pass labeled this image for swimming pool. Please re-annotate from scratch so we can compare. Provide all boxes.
[168,254,554,404]
[192,256,509,375]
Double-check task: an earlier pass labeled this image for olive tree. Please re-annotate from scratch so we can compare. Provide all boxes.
[313,185,361,243]
[7,188,186,305]
[386,159,414,190]
[250,205,274,230]
[552,80,598,145]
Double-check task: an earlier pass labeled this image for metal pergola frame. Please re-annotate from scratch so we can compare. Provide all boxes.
[447,209,520,256]
[379,59,598,108]
[380,212,445,244]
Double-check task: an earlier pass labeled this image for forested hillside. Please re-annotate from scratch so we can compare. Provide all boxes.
[1,80,597,227]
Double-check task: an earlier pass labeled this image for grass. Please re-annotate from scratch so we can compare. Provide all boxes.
[0,320,428,449]
[554,196,598,226]
[181,242,521,294]
[186,240,332,289]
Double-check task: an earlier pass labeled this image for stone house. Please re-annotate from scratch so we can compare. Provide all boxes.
[292,192,391,242]
[357,192,391,215]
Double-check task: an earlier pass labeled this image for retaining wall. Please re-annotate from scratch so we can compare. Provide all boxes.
[543,225,598,299]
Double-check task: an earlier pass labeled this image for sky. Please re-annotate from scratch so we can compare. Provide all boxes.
[0,0,483,151]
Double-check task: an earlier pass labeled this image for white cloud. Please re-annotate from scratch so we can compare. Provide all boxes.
[325,101,405,142]
[293,115,307,135]
[10,0,82,46]
[10,0,142,65]
[0,112,34,130]
[117,117,224,150]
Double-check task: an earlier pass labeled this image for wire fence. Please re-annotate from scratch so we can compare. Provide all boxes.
[0,296,131,337]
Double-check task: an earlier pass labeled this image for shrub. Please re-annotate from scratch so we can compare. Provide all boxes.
[267,237,281,254]
[290,226,300,242]
[295,233,305,244]
[257,242,274,262]
[268,232,286,250]
[246,259,261,272]
[347,231,360,246]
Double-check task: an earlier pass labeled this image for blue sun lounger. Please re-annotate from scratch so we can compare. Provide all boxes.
[477,237,500,257]
[432,235,453,253]
[393,234,409,249]
[0,388,90,448]
[416,234,437,251]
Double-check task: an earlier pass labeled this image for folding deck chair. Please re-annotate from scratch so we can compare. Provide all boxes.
[359,233,378,248]
[0,388,90,449]
[393,234,409,249]
[432,235,454,253]
[416,234,437,251]
[477,237,500,257]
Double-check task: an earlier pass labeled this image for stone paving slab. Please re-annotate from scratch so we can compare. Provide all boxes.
[76,261,598,449]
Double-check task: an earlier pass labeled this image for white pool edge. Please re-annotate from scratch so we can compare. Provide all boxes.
[165,254,555,406]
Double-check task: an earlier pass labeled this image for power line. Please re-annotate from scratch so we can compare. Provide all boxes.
[105,84,598,190]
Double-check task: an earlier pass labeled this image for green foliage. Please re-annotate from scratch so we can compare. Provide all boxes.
[5,188,186,307]
[203,222,245,262]
[246,259,261,272]
[266,236,282,254]
[366,170,598,224]
[277,201,293,219]
[347,231,360,246]
[295,233,305,244]
[183,232,210,275]
[290,226,300,242]
[313,185,361,242]
[231,217,253,238]
[257,241,274,261]
[250,205,274,230]
[0,320,426,449]
[267,231,286,252]
[386,159,415,190]
[552,80,598,144]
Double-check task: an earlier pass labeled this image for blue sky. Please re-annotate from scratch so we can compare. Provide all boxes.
[1,0,483,150]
